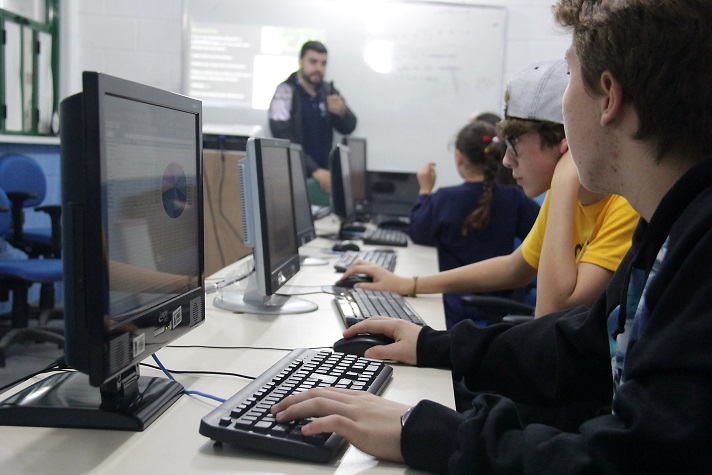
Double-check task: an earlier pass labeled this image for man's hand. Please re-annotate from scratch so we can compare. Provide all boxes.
[272,387,409,463]
[312,168,331,192]
[326,94,347,118]
[416,162,436,194]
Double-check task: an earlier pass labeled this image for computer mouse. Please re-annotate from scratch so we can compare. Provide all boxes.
[333,333,395,357]
[334,274,373,288]
[343,221,368,233]
[332,240,360,252]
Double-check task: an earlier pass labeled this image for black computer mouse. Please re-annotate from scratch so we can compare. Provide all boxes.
[334,274,373,288]
[332,240,360,252]
[333,333,395,357]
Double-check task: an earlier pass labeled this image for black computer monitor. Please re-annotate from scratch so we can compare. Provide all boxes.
[341,136,367,204]
[0,72,205,431]
[288,143,327,267]
[212,137,317,315]
[288,143,317,246]
[329,143,355,224]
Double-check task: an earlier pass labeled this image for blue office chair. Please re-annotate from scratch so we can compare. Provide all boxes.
[0,188,63,367]
[0,154,62,258]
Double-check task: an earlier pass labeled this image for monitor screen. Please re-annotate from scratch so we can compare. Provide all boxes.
[288,143,317,246]
[212,137,317,315]
[329,144,354,223]
[0,72,205,431]
[342,137,367,203]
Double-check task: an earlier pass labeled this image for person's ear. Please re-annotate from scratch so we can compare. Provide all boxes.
[454,149,465,167]
[599,71,623,127]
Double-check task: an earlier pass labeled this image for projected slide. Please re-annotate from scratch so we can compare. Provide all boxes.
[188,23,325,110]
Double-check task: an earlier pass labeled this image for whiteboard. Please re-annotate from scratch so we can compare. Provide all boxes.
[184,0,507,187]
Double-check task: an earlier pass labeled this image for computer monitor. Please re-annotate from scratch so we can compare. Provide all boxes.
[329,143,355,224]
[0,72,205,431]
[341,136,367,204]
[212,137,317,315]
[288,143,327,266]
[289,143,317,246]
[366,170,420,218]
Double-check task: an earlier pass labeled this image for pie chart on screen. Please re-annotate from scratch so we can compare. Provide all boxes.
[162,162,188,218]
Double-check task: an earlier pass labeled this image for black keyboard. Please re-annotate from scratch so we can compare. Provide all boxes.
[333,249,397,272]
[334,288,425,327]
[362,228,408,247]
[199,348,392,463]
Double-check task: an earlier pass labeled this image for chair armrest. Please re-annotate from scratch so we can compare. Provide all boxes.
[460,295,535,326]
[35,204,62,255]
[501,315,535,325]
[5,191,38,241]
[460,295,535,314]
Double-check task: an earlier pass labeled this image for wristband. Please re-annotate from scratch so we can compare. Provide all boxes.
[409,276,418,298]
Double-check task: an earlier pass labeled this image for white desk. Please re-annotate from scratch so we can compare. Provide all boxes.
[0,220,453,474]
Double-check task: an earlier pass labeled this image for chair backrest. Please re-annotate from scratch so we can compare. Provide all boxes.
[0,154,47,208]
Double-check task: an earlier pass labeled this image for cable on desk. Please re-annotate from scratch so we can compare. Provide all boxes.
[166,344,333,351]
[205,265,255,294]
[275,289,326,296]
[0,354,72,393]
[149,354,231,403]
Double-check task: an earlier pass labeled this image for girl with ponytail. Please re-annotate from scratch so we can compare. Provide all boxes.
[409,120,540,328]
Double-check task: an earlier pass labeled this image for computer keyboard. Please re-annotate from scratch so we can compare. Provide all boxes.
[199,348,392,463]
[334,288,425,327]
[361,228,408,247]
[333,249,397,272]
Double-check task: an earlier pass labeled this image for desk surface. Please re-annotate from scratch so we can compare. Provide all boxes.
[0,218,453,474]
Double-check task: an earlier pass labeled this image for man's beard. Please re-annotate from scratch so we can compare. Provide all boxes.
[303,72,323,87]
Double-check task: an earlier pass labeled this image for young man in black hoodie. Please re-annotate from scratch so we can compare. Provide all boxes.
[272,1,712,472]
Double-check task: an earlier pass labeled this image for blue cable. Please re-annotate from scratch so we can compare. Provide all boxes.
[151,354,226,403]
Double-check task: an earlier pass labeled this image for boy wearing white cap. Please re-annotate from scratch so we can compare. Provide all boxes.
[342,60,639,319]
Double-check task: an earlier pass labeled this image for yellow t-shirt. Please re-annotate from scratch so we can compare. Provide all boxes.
[520,192,639,272]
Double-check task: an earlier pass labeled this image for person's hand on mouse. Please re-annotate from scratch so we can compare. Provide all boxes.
[343,317,421,364]
[342,261,413,295]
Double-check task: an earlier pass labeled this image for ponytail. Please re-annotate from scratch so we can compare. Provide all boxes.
[457,121,505,236]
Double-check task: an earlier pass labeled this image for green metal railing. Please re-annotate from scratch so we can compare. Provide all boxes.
[0,0,59,136]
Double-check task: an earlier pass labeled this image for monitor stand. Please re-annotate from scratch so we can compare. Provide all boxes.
[0,365,182,431]
[300,254,328,266]
[213,273,318,315]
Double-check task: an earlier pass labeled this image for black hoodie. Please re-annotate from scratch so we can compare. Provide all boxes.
[402,158,712,474]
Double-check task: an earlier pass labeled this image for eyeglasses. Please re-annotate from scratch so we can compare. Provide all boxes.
[505,134,522,157]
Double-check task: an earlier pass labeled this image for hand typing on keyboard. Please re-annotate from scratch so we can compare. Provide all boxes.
[272,387,410,463]
[342,261,415,295]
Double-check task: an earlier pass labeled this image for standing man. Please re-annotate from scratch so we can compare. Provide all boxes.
[269,40,357,193]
